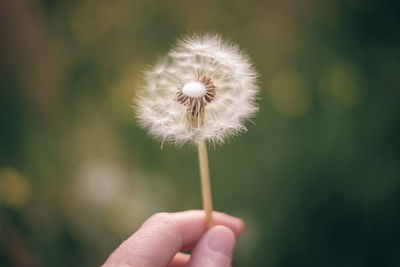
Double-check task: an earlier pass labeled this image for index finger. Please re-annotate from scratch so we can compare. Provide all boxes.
[103,210,244,267]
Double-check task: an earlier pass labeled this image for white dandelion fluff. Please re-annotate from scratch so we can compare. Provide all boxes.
[135,33,259,146]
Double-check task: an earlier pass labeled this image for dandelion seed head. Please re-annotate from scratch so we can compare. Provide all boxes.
[135,33,259,146]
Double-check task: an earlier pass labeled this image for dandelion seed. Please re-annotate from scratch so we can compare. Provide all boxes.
[135,33,259,228]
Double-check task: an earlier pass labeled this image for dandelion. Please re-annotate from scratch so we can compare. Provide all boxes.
[135,33,259,228]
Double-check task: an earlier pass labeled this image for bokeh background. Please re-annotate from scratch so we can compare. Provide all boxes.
[0,0,399,266]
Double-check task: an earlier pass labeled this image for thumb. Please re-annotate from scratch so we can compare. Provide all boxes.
[188,225,236,267]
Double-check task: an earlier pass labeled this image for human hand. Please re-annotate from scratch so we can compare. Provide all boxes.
[103,210,244,267]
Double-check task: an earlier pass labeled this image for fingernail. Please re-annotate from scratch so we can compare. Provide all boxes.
[207,226,235,257]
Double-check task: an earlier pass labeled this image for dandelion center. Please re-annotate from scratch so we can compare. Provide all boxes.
[182,82,207,98]
[175,74,217,129]
[175,74,216,111]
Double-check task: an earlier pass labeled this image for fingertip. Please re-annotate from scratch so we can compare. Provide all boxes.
[207,225,236,257]
[233,217,245,236]
[188,225,236,267]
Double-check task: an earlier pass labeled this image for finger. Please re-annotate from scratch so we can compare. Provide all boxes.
[167,252,190,267]
[103,210,244,267]
[188,225,236,267]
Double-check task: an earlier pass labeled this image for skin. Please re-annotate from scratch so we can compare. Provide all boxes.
[103,210,244,267]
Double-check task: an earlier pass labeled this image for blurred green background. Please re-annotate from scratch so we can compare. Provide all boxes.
[0,0,399,266]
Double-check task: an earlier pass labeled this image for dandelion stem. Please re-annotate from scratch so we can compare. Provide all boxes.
[198,140,213,229]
